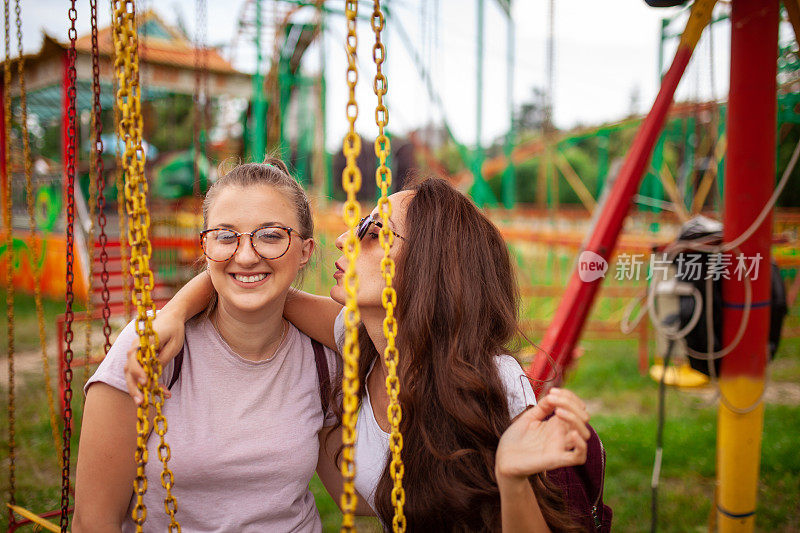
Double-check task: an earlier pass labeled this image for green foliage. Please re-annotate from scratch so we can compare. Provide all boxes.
[148,93,198,153]
[1,292,83,352]
[487,144,599,205]
[513,157,540,204]
[35,118,63,163]
[559,145,597,204]
[434,140,469,176]
[777,126,800,208]
[309,475,382,532]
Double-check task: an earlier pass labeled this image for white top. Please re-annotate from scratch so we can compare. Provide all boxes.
[333,310,537,512]
[86,316,338,533]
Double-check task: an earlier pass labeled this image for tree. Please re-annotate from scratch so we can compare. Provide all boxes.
[514,87,547,133]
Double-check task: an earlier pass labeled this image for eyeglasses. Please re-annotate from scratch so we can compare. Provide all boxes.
[199,225,300,262]
[355,214,405,241]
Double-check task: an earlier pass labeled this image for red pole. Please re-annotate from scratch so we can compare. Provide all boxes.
[528,0,717,386]
[716,1,778,529]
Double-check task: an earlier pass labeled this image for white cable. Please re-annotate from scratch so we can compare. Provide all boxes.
[703,269,767,415]
[620,293,648,335]
[722,136,800,253]
[626,122,796,344]
[619,135,800,413]
[683,247,750,361]
[651,135,800,258]
[647,275,704,341]
[643,240,751,360]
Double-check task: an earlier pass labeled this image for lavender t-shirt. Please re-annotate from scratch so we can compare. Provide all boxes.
[85,315,338,533]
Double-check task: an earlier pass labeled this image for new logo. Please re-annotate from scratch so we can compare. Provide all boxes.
[578,251,608,282]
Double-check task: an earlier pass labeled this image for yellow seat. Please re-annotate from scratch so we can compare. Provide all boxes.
[649,361,710,388]
[7,504,61,533]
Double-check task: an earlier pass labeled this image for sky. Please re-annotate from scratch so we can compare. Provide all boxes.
[8,0,761,151]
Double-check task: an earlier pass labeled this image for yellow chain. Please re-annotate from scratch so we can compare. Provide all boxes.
[15,0,61,469]
[3,0,16,508]
[340,1,361,531]
[370,2,405,531]
[111,2,180,531]
[115,125,131,320]
[112,54,131,322]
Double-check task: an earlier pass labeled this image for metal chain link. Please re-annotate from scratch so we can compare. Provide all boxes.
[370,2,405,530]
[84,108,98,385]
[113,78,131,321]
[15,0,62,469]
[111,2,180,530]
[91,0,112,355]
[61,2,79,530]
[340,1,362,531]
[3,0,16,511]
[110,0,131,322]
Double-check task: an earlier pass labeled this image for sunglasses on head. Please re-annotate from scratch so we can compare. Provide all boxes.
[355,214,405,241]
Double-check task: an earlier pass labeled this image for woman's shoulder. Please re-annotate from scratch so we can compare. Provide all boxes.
[493,353,526,378]
[290,323,340,369]
[492,354,529,391]
[86,316,187,396]
[289,324,340,425]
[185,314,209,335]
[493,354,537,415]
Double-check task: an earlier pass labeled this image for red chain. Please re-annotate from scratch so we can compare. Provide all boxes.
[90,0,111,354]
[61,2,78,530]
[4,0,17,512]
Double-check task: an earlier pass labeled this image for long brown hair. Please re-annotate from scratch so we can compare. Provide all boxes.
[332,178,578,531]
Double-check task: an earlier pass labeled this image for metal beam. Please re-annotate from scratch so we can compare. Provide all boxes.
[502,6,516,208]
[251,0,266,161]
[527,0,717,386]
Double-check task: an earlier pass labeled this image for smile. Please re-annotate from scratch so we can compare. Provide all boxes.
[231,273,269,283]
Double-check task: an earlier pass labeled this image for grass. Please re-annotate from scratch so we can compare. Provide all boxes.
[565,336,800,532]
[1,291,82,353]
[2,293,799,531]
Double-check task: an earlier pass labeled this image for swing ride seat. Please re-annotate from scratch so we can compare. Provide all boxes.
[7,504,62,533]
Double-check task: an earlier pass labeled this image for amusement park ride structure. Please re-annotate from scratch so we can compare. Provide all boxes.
[528,3,792,532]
[0,0,798,531]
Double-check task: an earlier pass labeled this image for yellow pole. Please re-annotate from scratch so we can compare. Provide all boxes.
[716,379,765,531]
[716,1,778,530]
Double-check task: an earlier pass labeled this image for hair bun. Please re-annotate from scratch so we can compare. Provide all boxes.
[263,156,291,175]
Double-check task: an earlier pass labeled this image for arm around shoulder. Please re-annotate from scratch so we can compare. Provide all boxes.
[316,426,375,516]
[160,270,214,320]
[285,289,342,351]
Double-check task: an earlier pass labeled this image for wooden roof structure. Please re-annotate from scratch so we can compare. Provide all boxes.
[1,9,251,116]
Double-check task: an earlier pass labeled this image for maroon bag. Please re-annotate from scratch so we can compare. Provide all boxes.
[546,424,612,531]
